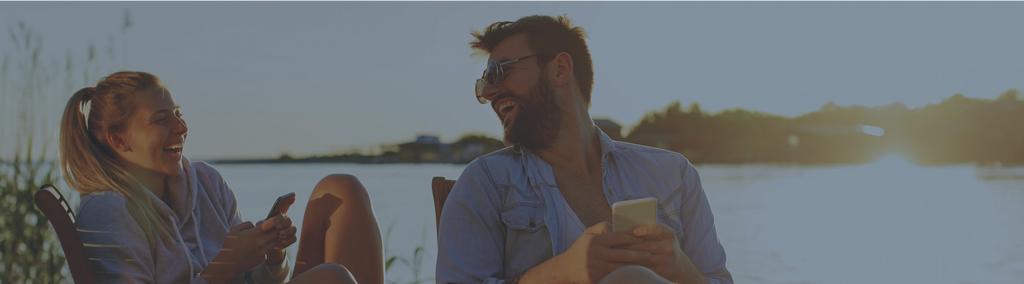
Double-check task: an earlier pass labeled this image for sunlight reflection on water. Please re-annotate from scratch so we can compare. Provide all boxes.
[212,158,1024,284]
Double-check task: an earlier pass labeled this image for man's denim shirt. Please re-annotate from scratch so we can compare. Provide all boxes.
[436,128,732,284]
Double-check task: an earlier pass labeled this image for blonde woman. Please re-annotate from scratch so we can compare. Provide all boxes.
[60,71,384,284]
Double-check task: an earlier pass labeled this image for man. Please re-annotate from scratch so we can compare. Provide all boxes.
[437,15,732,284]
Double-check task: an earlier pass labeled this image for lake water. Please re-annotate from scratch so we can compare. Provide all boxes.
[211,156,1024,284]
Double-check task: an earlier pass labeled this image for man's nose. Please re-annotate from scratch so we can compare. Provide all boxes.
[481,82,502,103]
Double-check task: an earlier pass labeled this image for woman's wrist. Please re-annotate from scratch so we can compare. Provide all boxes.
[266,250,286,266]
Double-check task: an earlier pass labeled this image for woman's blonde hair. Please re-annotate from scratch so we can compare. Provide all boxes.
[59,71,172,243]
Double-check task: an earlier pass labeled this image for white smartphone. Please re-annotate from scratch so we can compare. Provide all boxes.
[611,197,657,234]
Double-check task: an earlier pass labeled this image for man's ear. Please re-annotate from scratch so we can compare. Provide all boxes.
[106,131,132,153]
[551,52,574,87]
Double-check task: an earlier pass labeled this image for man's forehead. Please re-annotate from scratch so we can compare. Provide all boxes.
[488,33,531,62]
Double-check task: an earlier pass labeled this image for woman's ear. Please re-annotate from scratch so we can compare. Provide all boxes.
[106,131,132,153]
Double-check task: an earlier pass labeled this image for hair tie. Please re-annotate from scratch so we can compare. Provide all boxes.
[79,88,95,130]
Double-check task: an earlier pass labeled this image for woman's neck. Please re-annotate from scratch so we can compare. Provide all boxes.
[121,162,168,200]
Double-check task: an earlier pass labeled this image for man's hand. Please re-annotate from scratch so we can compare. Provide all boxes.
[618,223,707,284]
[556,222,652,284]
[260,214,298,266]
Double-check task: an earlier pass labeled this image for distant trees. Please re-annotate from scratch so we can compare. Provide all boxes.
[624,89,1024,165]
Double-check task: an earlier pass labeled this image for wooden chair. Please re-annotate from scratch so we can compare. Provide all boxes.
[34,184,97,284]
[430,176,456,236]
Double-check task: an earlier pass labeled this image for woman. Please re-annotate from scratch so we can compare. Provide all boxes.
[60,71,384,284]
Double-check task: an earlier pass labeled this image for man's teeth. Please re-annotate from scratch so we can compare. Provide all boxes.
[500,101,516,112]
[165,144,183,150]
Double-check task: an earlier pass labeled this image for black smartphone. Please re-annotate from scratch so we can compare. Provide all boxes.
[266,192,296,220]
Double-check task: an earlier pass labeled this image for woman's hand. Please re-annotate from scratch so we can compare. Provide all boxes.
[261,214,298,266]
[202,221,281,284]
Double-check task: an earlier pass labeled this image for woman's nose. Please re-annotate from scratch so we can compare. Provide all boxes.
[173,116,188,136]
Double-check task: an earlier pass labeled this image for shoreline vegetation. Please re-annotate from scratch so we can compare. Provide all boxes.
[214,89,1023,167]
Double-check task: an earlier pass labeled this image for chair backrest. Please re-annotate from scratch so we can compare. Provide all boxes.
[430,176,455,236]
[34,184,97,284]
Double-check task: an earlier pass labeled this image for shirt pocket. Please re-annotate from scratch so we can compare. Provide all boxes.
[501,203,546,232]
[654,189,685,238]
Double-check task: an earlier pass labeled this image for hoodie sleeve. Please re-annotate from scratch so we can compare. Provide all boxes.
[194,161,290,284]
[77,193,159,284]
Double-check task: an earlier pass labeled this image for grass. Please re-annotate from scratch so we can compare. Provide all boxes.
[383,218,434,284]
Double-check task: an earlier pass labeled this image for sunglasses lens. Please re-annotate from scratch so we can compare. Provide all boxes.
[475,79,487,104]
[485,60,499,85]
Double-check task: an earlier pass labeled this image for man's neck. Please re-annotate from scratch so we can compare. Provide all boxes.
[534,103,602,177]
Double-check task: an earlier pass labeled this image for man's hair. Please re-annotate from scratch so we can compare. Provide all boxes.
[470,15,594,105]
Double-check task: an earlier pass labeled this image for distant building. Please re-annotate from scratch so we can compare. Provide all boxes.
[394,134,506,163]
[397,135,450,163]
[594,118,623,140]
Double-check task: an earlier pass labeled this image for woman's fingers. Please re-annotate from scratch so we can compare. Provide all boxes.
[276,215,292,230]
[233,221,255,232]
[278,226,297,238]
[259,216,280,232]
[274,235,298,250]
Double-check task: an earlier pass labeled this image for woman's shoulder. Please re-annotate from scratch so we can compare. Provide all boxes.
[189,155,229,184]
[76,191,147,236]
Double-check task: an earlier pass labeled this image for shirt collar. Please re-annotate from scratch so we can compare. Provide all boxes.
[594,125,618,161]
[515,125,620,168]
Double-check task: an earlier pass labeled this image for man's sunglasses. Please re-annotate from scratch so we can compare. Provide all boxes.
[474,54,540,104]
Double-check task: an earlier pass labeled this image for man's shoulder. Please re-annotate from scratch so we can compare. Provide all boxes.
[464,146,521,172]
[611,140,690,165]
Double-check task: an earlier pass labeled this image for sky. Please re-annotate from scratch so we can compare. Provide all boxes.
[2,2,1022,159]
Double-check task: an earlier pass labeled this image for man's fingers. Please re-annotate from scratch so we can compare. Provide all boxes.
[592,232,643,247]
[615,241,673,255]
[595,247,652,263]
[584,221,612,235]
[633,223,675,240]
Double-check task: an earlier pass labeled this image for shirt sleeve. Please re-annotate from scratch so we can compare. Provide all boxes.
[677,160,734,284]
[435,159,508,284]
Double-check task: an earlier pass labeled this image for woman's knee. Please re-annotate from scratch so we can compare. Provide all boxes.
[312,174,370,204]
[296,263,356,284]
[600,265,669,284]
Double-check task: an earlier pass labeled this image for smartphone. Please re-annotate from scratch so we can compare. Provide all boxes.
[611,197,656,234]
[266,192,296,220]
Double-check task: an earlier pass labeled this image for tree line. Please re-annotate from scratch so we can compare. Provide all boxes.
[623,89,1024,165]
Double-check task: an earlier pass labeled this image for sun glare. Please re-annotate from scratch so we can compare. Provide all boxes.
[860,125,885,137]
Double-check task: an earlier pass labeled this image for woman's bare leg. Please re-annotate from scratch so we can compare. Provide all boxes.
[288,263,357,284]
[293,174,384,284]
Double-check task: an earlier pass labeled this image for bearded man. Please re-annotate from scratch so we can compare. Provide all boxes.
[436,15,733,284]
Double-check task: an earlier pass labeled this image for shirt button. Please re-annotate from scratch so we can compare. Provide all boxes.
[607,188,614,197]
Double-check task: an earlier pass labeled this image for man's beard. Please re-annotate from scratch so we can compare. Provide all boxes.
[503,72,563,150]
